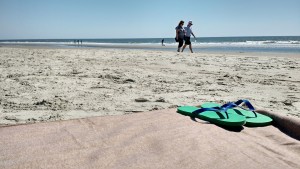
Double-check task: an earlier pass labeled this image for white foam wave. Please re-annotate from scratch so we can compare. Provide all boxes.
[1,40,299,48]
[190,41,300,48]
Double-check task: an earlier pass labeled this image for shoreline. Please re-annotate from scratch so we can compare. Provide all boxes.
[1,35,299,55]
[0,46,299,126]
[1,44,300,58]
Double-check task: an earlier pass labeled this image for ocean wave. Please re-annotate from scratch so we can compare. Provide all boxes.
[191,41,300,48]
[1,40,300,48]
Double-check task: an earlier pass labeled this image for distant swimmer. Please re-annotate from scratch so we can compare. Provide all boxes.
[161,39,165,46]
[80,40,82,45]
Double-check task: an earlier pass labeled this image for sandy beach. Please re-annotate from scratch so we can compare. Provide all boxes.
[1,1,300,168]
[0,46,299,125]
[1,46,300,169]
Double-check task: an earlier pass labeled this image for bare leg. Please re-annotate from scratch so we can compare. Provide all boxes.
[189,44,193,53]
[256,109,300,140]
[181,44,187,52]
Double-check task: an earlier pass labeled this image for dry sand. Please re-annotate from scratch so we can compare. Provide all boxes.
[0,46,299,125]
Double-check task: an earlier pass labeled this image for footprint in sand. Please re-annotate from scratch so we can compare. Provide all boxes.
[292,102,300,110]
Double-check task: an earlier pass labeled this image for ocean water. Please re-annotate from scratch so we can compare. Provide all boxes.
[1,36,300,54]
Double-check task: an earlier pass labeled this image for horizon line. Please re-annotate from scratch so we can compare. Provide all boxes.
[1,35,300,41]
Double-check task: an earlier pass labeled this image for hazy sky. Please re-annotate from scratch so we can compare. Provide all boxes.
[0,0,299,39]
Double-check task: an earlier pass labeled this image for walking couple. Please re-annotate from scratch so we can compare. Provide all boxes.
[175,20,196,53]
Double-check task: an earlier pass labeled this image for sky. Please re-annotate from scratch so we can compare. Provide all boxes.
[0,0,300,39]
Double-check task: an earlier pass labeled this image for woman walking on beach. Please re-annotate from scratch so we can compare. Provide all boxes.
[175,20,185,52]
[182,21,196,53]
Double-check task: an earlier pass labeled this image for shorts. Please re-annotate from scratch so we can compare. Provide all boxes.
[184,36,191,45]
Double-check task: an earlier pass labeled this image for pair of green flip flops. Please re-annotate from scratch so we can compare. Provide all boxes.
[177,99,272,127]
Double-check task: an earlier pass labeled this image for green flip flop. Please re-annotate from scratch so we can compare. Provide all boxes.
[201,100,273,127]
[177,104,246,127]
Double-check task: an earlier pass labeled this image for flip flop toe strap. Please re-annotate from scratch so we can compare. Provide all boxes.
[234,99,257,117]
[192,106,231,119]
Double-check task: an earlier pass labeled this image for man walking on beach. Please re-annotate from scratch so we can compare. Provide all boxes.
[182,21,196,53]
